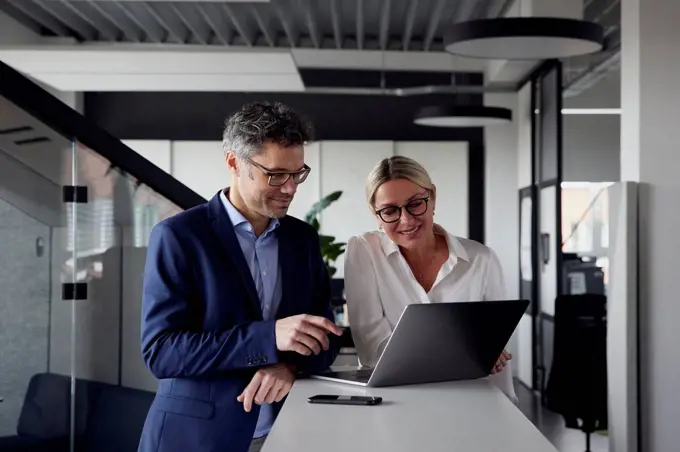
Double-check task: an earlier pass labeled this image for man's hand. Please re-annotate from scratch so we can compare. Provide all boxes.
[490,349,512,374]
[237,364,296,412]
[275,314,342,356]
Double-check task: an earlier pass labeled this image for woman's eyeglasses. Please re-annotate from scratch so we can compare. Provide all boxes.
[247,158,311,187]
[374,197,429,223]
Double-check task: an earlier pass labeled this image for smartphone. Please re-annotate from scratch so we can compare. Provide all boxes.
[307,394,382,406]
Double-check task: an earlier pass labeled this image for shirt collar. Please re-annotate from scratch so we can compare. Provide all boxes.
[379,224,469,262]
[220,189,280,234]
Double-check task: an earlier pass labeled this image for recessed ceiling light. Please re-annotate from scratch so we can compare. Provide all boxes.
[534,108,622,115]
[562,108,621,115]
[414,106,513,127]
[444,17,605,60]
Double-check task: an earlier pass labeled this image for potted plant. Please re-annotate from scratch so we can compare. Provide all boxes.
[304,190,346,278]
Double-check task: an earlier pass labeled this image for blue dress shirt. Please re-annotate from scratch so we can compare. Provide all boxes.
[220,190,282,438]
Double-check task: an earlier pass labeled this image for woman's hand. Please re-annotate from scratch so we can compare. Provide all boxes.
[490,349,512,374]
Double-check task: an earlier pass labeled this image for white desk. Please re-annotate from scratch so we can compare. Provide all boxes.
[262,377,558,452]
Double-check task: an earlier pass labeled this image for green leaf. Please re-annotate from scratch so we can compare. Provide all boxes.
[319,234,336,247]
[304,190,347,276]
[304,190,343,223]
[325,241,346,253]
[322,242,346,262]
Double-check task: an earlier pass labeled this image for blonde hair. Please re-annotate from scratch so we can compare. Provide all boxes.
[365,156,434,208]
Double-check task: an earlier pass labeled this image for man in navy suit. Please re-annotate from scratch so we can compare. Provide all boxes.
[137,102,343,452]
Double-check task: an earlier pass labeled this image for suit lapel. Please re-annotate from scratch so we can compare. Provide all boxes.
[207,192,262,319]
[276,218,299,318]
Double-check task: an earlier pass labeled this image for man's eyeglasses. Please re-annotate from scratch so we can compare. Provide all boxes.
[247,158,311,187]
[374,197,429,223]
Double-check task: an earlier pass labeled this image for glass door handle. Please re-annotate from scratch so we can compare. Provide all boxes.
[540,233,550,265]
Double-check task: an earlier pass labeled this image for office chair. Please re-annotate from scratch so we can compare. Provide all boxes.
[329,278,354,348]
[545,294,608,452]
[330,278,345,306]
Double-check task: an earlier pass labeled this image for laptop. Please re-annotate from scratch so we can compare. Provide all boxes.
[311,299,529,387]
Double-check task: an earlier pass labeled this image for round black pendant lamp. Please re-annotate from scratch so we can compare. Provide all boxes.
[414,105,512,127]
[443,17,605,60]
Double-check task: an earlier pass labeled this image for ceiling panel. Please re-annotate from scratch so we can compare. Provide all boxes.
[0,48,298,73]
[29,72,305,91]
[0,0,621,94]
[0,0,515,51]
[0,47,304,91]
[562,0,621,93]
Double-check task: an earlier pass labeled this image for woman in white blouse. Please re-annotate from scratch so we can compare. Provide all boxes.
[343,155,518,404]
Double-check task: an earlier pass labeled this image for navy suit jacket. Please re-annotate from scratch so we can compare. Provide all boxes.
[137,192,340,452]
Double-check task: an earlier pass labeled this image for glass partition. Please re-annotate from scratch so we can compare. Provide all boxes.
[73,143,181,394]
[561,182,612,295]
[527,60,564,397]
[0,61,191,451]
[0,93,77,446]
[0,101,184,450]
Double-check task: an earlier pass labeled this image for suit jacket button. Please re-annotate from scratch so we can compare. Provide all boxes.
[261,357,268,364]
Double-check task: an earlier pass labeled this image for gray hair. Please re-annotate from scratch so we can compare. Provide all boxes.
[222,101,314,159]
[366,156,434,208]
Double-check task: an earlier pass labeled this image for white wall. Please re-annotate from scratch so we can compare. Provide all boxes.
[539,186,557,317]
[287,142,321,222]
[606,182,638,452]
[319,141,394,277]
[484,92,521,377]
[317,140,469,278]
[562,70,622,183]
[123,140,172,173]
[484,94,519,300]
[621,1,680,451]
[516,83,534,386]
[395,142,468,239]
[172,141,226,200]
[123,140,471,272]
[517,84,533,189]
[563,114,620,182]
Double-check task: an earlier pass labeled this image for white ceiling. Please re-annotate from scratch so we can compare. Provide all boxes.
[0,0,509,92]
[0,0,620,94]
[1,0,509,50]
[0,45,306,91]
[0,38,488,91]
